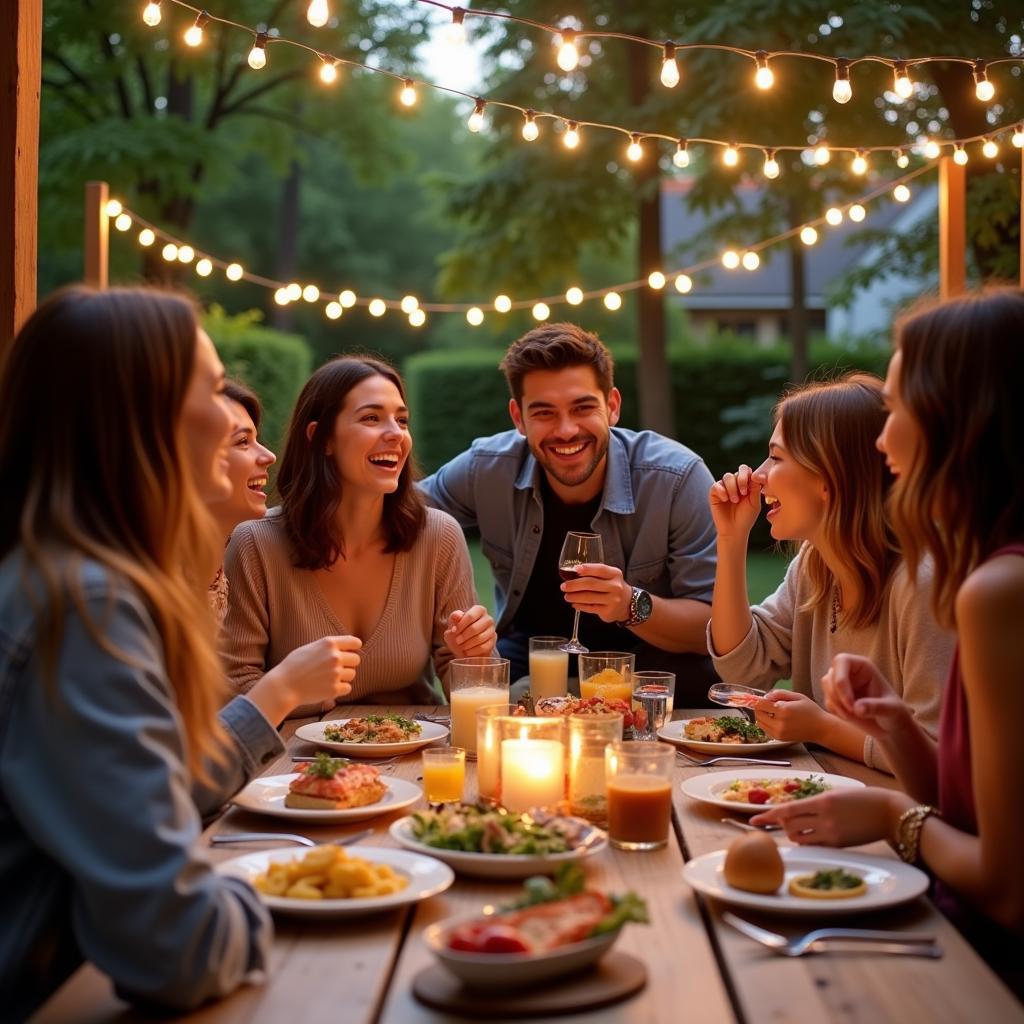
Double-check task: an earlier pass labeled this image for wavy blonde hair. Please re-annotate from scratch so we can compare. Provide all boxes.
[0,286,228,782]
[776,373,899,629]
[890,288,1024,628]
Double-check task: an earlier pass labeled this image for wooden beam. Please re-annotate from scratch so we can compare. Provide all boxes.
[938,155,967,298]
[84,182,110,289]
[0,0,42,353]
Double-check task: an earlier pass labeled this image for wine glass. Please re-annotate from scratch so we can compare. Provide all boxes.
[558,531,605,654]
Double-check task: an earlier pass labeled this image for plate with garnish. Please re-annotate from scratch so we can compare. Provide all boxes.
[659,716,795,754]
[681,768,863,814]
[296,714,448,756]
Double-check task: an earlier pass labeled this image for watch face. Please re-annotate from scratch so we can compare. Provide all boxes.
[635,589,653,622]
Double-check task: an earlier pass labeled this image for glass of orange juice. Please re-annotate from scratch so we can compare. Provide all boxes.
[422,746,466,804]
[578,652,635,703]
[605,741,674,850]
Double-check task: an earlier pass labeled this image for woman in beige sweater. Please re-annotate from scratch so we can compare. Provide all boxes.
[708,373,954,769]
[224,356,495,708]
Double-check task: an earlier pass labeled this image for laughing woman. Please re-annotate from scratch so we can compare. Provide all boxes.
[223,356,495,708]
[707,373,954,769]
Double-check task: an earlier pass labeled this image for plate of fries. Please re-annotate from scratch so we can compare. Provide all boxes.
[215,844,454,918]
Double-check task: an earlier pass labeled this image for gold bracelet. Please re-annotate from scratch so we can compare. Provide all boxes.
[894,804,938,864]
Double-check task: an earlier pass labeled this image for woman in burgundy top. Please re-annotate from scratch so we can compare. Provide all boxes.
[752,289,1024,990]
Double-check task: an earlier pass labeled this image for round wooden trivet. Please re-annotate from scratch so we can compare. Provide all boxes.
[411,952,647,1018]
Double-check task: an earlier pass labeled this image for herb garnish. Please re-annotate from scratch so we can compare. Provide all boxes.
[304,752,349,779]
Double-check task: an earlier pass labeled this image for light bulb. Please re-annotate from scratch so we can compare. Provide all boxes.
[303,285,320,302]
[832,59,852,104]
[196,258,213,276]
[564,122,580,149]
[1014,125,1024,148]
[274,288,289,306]
[325,301,343,320]
[446,8,466,45]
[319,60,338,84]
[556,30,579,73]
[162,243,178,261]
[893,61,913,99]
[896,149,910,168]
[721,250,740,270]
[532,302,550,321]
[674,273,692,294]
[114,213,132,231]
[813,144,831,166]
[226,262,243,281]
[466,307,484,326]
[286,283,302,302]
[626,135,643,162]
[800,225,818,246]
[953,145,968,166]
[339,289,356,307]
[754,52,774,90]
[467,99,486,133]
[368,299,386,317]
[893,184,911,203]
[142,2,161,27]
[105,199,123,217]
[741,251,760,271]
[522,112,539,142]
[247,34,268,70]
[566,286,583,305]
[763,151,780,179]
[648,271,666,289]
[603,292,622,311]
[184,22,204,48]
[177,245,194,264]
[138,228,155,247]
[982,138,998,159]
[849,204,866,222]
[723,144,739,168]
[673,141,690,168]
[400,295,419,315]
[923,139,941,159]
[825,207,843,226]
[494,294,512,313]
[307,0,329,28]
[974,61,994,101]
[851,151,868,175]
[660,43,680,88]
[408,308,426,327]
[399,80,417,107]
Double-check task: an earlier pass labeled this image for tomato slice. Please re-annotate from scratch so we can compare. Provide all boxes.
[747,788,770,804]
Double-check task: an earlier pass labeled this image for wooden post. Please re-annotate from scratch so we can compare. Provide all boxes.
[938,155,967,298]
[84,182,110,289]
[1020,146,1023,289]
[0,0,42,352]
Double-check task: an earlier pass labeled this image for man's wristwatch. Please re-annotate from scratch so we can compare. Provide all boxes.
[616,586,653,627]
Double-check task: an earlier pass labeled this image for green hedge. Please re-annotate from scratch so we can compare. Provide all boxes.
[203,306,313,453]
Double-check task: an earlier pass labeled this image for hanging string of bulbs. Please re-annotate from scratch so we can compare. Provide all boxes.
[139,1,1024,179]
[103,160,937,327]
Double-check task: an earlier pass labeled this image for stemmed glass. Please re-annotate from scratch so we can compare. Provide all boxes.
[558,531,604,654]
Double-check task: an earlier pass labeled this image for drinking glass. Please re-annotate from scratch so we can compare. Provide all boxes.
[498,716,566,813]
[529,637,570,702]
[578,651,635,702]
[448,657,510,756]
[558,532,604,654]
[605,741,675,851]
[631,671,676,738]
[422,747,466,804]
[568,712,623,824]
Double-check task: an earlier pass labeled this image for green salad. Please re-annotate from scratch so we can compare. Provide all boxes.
[409,803,592,855]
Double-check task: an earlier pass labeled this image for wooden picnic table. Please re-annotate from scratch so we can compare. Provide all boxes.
[34,706,1023,1024]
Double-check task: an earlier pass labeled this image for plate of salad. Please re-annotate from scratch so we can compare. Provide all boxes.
[389,803,608,878]
[295,715,448,756]
[658,716,795,754]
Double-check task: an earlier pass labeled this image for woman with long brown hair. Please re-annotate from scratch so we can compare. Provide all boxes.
[752,290,1024,986]
[708,373,953,768]
[224,355,495,707]
[0,286,358,1018]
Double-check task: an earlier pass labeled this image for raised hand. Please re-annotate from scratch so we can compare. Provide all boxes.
[709,464,765,543]
[561,562,632,624]
[445,605,497,658]
[821,653,911,742]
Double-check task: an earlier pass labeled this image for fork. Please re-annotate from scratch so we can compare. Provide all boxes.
[676,751,791,767]
[211,828,374,849]
[722,912,943,958]
[291,755,401,765]
[414,713,450,725]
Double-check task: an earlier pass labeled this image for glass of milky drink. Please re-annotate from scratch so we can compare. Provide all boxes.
[449,658,510,757]
[529,637,570,702]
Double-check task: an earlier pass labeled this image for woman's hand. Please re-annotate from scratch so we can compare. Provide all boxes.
[753,690,828,742]
[821,653,912,742]
[750,787,911,846]
[709,465,765,543]
[445,606,497,658]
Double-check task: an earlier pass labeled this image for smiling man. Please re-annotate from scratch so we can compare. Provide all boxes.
[420,323,719,703]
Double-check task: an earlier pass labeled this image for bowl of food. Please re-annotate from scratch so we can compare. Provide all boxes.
[423,866,647,988]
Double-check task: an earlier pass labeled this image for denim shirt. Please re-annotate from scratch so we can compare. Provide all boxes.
[0,551,283,1020]
[420,427,717,633]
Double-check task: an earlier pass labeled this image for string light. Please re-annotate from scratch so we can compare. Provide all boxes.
[162,242,178,261]
[286,283,302,301]
[741,251,760,271]
[754,51,774,90]
[648,271,666,289]
[319,58,339,84]
[409,308,427,327]
[1013,125,1024,148]
[400,295,419,314]
[982,138,999,159]
[626,134,643,162]
[895,148,910,169]
[183,11,208,47]
[660,42,680,88]
[325,301,343,319]
[494,294,512,313]
[306,0,329,28]
[138,228,155,246]
[466,306,484,326]
[893,60,913,99]
[832,59,852,104]
[532,302,550,321]
[142,2,162,27]
[399,79,417,107]
[922,138,941,160]
[800,226,818,245]
[105,199,123,217]
[556,29,579,73]
[813,144,831,166]
[851,150,869,175]
[114,213,132,231]
[563,122,580,149]
[274,288,288,306]
[825,207,843,226]
[446,7,467,46]
[848,203,866,222]
[522,111,539,142]
[893,184,911,202]
[973,60,994,102]
[226,262,243,281]
[603,292,622,311]
[368,299,386,317]
[566,286,584,305]
[953,145,968,166]
[196,257,213,276]
[673,140,690,169]
[674,274,692,294]
[467,99,486,133]
[303,285,320,302]
[177,245,194,263]
[723,144,739,168]
[247,32,268,70]
[763,150,780,179]
[722,250,740,270]
[339,289,357,308]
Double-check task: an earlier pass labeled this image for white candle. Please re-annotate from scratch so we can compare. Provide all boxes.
[500,738,564,813]
[450,686,507,755]
[529,648,569,700]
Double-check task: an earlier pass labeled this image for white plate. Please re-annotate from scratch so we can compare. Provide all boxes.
[659,717,795,754]
[295,718,448,757]
[682,845,929,916]
[216,846,454,918]
[230,774,422,823]
[389,817,608,879]
[680,768,864,814]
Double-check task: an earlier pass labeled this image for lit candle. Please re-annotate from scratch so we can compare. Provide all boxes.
[500,738,564,813]
[476,708,506,801]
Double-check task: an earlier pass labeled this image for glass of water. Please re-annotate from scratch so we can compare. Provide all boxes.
[631,671,675,738]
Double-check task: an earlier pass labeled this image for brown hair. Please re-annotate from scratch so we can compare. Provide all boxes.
[0,286,228,782]
[224,378,263,432]
[890,288,1024,627]
[775,373,899,629]
[499,322,614,403]
[276,356,426,569]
